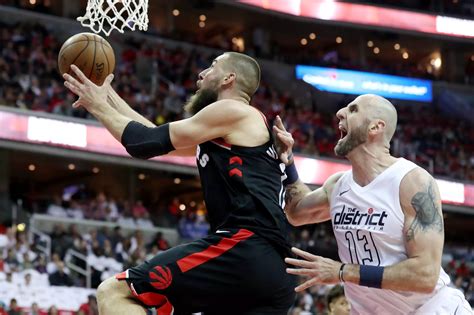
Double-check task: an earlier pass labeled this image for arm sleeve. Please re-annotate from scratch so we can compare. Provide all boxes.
[121,121,175,159]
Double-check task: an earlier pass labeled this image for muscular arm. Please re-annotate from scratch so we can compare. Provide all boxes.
[168,100,248,150]
[285,172,344,226]
[342,168,444,293]
[107,88,195,156]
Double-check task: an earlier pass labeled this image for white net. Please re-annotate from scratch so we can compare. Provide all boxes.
[77,0,149,36]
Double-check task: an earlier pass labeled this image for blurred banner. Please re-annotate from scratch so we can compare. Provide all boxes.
[296,65,433,102]
[238,0,474,39]
[0,109,471,207]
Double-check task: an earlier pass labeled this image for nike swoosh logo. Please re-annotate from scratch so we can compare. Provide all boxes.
[215,230,230,234]
[339,189,350,196]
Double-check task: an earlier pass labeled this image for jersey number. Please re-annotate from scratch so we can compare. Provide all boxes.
[344,230,381,265]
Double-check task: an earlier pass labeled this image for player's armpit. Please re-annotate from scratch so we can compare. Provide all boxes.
[169,100,248,149]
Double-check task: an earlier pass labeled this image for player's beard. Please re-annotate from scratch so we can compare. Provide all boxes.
[184,88,219,116]
[334,122,369,157]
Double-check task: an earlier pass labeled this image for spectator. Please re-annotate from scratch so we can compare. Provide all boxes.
[109,226,124,249]
[19,273,33,290]
[46,306,57,315]
[132,200,148,219]
[7,298,21,315]
[46,253,64,275]
[0,301,7,315]
[4,249,19,272]
[48,262,73,286]
[46,196,67,218]
[66,200,84,219]
[147,232,170,251]
[326,285,350,315]
[77,295,98,315]
[24,302,45,315]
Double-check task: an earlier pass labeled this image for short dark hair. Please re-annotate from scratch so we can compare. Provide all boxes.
[222,52,261,99]
[326,284,345,311]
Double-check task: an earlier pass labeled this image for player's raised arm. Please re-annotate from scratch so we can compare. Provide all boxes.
[284,174,342,226]
[273,115,339,225]
[63,65,132,142]
[64,66,248,159]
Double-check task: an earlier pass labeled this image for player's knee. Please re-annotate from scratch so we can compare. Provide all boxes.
[97,277,129,304]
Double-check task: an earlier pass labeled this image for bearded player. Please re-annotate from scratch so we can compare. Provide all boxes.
[63,52,295,314]
[274,94,472,314]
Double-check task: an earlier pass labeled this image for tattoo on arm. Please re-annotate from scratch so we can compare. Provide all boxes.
[284,182,310,207]
[406,180,444,241]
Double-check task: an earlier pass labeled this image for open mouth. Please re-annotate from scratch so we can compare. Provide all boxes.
[339,126,348,141]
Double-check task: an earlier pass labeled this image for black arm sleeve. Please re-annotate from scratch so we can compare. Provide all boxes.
[121,121,175,159]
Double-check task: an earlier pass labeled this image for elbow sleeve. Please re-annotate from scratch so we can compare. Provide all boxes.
[121,121,175,159]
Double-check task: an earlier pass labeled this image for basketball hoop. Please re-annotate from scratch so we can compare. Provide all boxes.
[77,0,149,36]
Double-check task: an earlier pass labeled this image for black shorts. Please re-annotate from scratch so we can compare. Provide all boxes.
[116,228,296,315]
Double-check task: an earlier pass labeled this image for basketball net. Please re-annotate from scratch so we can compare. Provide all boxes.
[77,0,149,36]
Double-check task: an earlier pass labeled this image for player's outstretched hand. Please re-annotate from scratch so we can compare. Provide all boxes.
[285,247,342,291]
[272,115,295,165]
[63,64,114,110]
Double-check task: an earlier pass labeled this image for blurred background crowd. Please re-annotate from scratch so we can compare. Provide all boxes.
[0,0,473,314]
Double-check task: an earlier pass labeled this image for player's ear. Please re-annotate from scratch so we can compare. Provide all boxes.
[369,120,385,135]
[222,73,236,86]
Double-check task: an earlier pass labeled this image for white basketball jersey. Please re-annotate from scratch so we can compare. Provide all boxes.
[330,158,456,315]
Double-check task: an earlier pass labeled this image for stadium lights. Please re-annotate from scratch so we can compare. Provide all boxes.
[17,223,26,232]
[172,9,180,16]
[431,57,442,68]
[367,40,374,47]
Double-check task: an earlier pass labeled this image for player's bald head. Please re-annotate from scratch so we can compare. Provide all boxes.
[357,94,397,143]
[221,52,261,100]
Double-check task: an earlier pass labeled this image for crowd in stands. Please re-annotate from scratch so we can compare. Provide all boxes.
[1,216,473,314]
[46,193,154,229]
[0,6,473,315]
[0,21,473,181]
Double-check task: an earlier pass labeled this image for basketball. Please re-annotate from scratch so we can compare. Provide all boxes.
[58,32,115,85]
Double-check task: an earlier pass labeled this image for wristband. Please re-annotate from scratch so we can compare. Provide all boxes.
[359,265,384,289]
[283,162,299,186]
